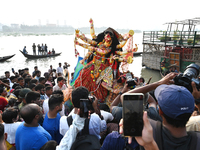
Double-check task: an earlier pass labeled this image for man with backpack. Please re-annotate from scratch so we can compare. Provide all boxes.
[59,86,106,149]
[121,72,200,150]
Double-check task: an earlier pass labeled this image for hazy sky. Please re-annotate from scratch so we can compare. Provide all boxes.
[0,0,199,31]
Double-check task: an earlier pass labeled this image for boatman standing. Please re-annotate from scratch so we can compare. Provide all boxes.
[32,43,36,55]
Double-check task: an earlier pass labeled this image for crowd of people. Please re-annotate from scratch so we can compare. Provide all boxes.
[0,61,200,150]
[22,43,56,55]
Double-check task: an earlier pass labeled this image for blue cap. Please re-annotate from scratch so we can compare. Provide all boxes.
[155,84,195,119]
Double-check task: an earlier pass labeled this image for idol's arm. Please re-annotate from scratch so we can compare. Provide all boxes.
[75,30,97,46]
[116,30,134,49]
[89,18,97,39]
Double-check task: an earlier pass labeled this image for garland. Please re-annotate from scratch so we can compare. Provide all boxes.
[91,52,105,81]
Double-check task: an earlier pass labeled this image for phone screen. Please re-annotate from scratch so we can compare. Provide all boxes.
[80,99,89,118]
[123,93,144,136]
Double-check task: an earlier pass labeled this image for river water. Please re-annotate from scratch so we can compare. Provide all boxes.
[0,33,161,83]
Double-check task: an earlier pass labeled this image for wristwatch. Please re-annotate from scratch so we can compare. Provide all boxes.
[118,91,123,95]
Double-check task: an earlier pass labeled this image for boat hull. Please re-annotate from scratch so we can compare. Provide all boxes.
[19,50,61,59]
[0,54,15,62]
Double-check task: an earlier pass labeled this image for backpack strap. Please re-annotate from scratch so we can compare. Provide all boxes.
[187,131,197,150]
[155,121,163,150]
[67,115,73,126]
[81,118,90,135]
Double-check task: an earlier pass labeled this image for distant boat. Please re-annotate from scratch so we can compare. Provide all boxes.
[133,52,142,56]
[19,50,61,59]
[0,54,15,62]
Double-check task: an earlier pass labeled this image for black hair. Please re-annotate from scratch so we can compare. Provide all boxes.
[12,83,20,89]
[162,109,191,128]
[72,86,89,108]
[13,89,21,98]
[5,71,10,74]
[45,86,52,91]
[35,70,41,75]
[39,77,45,82]
[29,83,36,90]
[25,91,40,104]
[48,94,64,111]
[8,98,17,106]
[0,87,5,94]
[30,79,38,84]
[22,73,28,79]
[35,84,45,91]
[10,76,16,81]
[20,104,39,124]
[139,77,145,83]
[57,77,64,83]
[25,77,32,84]
[0,124,4,141]
[2,107,18,123]
[40,140,57,150]
[2,79,9,84]
[18,77,24,82]
[99,103,110,112]
[52,90,63,95]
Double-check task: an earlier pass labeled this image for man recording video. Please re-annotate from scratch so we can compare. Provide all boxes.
[59,86,106,139]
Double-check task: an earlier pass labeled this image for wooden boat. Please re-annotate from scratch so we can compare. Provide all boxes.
[19,50,61,59]
[142,17,200,73]
[0,54,15,62]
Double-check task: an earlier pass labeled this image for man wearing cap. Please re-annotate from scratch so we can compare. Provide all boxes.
[18,88,32,110]
[123,72,200,150]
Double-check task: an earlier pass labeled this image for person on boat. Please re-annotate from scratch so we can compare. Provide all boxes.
[41,43,45,55]
[52,48,55,54]
[48,50,52,55]
[32,43,36,55]
[23,46,28,54]
[74,18,134,102]
[37,44,41,55]
[44,44,48,55]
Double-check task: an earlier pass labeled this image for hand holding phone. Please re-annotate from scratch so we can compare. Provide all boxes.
[122,93,144,137]
[80,99,89,118]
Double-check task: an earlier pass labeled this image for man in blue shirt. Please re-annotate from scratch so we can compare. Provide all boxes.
[15,104,51,150]
[43,94,63,144]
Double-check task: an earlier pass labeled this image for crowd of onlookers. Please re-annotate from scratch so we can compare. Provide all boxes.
[0,62,200,150]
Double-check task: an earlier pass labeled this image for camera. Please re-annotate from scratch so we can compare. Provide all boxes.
[126,73,136,87]
[174,63,200,93]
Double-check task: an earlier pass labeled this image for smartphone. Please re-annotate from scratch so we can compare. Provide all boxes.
[122,93,144,137]
[80,99,89,118]
[12,68,15,73]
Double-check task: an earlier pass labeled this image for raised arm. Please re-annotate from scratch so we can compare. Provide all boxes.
[75,30,97,46]
[89,18,97,39]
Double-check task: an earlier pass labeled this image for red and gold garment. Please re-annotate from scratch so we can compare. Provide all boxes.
[74,56,110,102]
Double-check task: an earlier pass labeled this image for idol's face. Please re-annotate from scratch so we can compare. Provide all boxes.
[104,33,112,42]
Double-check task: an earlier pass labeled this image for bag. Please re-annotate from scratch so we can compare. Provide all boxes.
[67,115,101,150]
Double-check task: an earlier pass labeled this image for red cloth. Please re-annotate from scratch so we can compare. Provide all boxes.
[0,96,8,111]
[74,60,109,102]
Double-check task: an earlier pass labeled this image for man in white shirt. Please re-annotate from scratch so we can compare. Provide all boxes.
[57,63,63,76]
[43,90,65,118]
[60,86,106,139]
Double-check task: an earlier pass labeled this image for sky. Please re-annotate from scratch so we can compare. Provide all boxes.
[0,0,200,31]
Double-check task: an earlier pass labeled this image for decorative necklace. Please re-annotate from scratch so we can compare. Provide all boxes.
[90,52,105,82]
